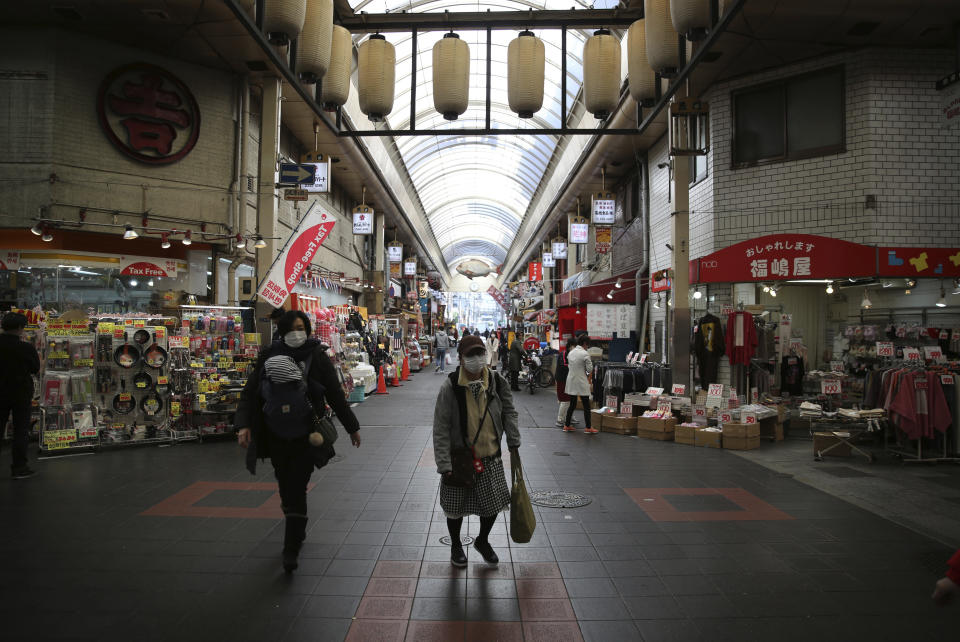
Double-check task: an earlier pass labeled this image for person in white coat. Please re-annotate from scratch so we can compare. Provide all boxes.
[487,333,500,370]
[563,335,596,434]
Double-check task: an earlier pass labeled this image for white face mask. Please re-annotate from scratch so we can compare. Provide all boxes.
[284,330,307,348]
[463,355,486,374]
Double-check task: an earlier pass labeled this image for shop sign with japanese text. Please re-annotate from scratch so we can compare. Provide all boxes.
[694,234,876,283]
[591,194,616,225]
[651,269,672,292]
[569,218,589,244]
[542,252,555,268]
[352,205,373,235]
[552,240,568,259]
[404,260,417,276]
[97,63,200,165]
[528,261,542,282]
[387,243,403,263]
[0,251,20,270]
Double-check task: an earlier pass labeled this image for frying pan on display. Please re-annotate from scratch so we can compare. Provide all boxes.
[112,382,135,415]
[132,368,153,391]
[113,333,141,369]
[154,376,169,395]
[140,393,163,417]
[144,333,168,369]
[133,328,151,346]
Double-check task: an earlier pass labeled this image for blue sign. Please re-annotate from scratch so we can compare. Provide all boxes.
[278,163,316,185]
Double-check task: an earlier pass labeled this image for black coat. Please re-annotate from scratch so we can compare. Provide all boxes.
[508,338,524,371]
[0,334,40,401]
[237,339,359,474]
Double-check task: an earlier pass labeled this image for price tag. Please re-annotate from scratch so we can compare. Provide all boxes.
[915,378,928,391]
[157,376,169,385]
[657,399,673,415]
[903,347,922,362]
[876,342,894,357]
[118,393,131,401]
[154,327,166,341]
[719,411,733,425]
[133,320,146,328]
[923,346,944,362]
[113,327,124,339]
[743,412,757,425]
[73,358,94,367]
[941,375,955,385]
[708,384,724,397]
[750,387,759,404]
[620,402,633,416]
[170,401,181,417]
[645,387,664,396]
[820,379,842,395]
[98,322,115,334]
[135,381,147,389]
[693,405,707,425]
[830,360,844,373]
[671,383,686,395]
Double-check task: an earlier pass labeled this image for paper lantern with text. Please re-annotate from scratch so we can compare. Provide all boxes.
[358,35,396,121]
[433,33,470,121]
[295,0,333,83]
[507,31,545,118]
[671,0,710,40]
[263,0,306,46]
[628,20,657,108]
[645,0,680,77]
[320,25,351,111]
[583,29,621,120]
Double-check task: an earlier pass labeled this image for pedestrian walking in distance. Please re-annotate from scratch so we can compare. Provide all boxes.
[0,312,40,479]
[563,335,596,434]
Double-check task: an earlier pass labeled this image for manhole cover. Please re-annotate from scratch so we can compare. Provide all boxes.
[553,451,570,456]
[529,490,593,508]
[439,535,474,545]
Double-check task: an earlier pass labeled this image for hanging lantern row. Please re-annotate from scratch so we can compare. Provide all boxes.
[262,0,714,120]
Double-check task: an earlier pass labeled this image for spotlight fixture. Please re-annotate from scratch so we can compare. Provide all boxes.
[30,222,43,236]
[147,279,154,287]
[953,278,960,295]
[41,227,53,242]
[339,273,345,283]
[936,288,947,308]
[692,290,702,300]
[905,278,916,288]
[182,230,192,245]
[882,279,893,288]
[129,279,138,287]
[769,287,778,297]
[123,224,138,240]
[253,235,267,249]
[236,234,246,249]
[861,289,872,309]
[161,234,171,249]
[606,290,614,300]
[762,283,770,293]
[615,278,623,289]
[825,282,834,294]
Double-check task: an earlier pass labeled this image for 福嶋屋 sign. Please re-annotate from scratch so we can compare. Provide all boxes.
[693,234,876,283]
[592,194,616,225]
[119,256,178,278]
[0,251,20,270]
[353,205,374,235]
[257,204,335,307]
[595,226,612,254]
[528,261,542,282]
[96,63,201,165]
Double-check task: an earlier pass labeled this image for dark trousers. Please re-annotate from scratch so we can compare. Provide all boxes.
[509,369,520,390]
[565,396,592,428]
[436,348,447,371]
[0,394,31,470]
[269,436,315,517]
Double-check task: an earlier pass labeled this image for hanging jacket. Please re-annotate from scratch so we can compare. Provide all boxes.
[725,311,758,366]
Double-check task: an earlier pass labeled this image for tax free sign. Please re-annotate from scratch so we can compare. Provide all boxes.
[257,204,335,307]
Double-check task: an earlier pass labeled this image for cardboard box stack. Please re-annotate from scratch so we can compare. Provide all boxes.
[602,415,637,435]
[695,428,722,448]
[636,416,675,441]
[722,423,761,451]
[675,423,697,446]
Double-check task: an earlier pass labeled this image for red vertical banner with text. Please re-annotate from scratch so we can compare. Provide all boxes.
[528,261,543,282]
[257,204,336,307]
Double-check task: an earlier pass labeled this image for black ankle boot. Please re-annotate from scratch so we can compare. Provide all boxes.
[282,516,308,573]
[450,542,467,568]
[473,539,499,564]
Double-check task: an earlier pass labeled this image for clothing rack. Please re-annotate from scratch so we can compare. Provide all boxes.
[592,361,671,404]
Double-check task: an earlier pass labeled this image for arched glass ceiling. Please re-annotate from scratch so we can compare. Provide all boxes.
[349,0,621,270]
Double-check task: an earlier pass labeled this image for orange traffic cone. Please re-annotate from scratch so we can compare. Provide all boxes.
[375,366,388,394]
[401,356,410,381]
[391,365,401,387]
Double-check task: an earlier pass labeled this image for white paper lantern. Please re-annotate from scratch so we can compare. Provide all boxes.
[263,0,306,46]
[507,31,545,119]
[320,25,351,111]
[358,35,396,121]
[670,0,710,40]
[645,0,680,77]
[433,33,469,121]
[627,20,657,108]
[583,29,621,120]
[295,0,333,83]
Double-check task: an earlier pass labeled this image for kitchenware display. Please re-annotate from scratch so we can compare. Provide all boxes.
[140,393,163,417]
[71,338,95,368]
[96,366,112,394]
[144,332,168,369]
[113,333,141,369]
[132,367,153,391]
[47,338,71,370]
[42,373,70,406]
[112,381,135,415]
[154,376,169,395]
[70,371,95,404]
[133,328,151,346]
[97,334,113,361]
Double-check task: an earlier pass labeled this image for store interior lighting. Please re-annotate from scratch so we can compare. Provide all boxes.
[825,282,834,294]
[182,230,192,246]
[41,227,53,242]
[762,283,771,293]
[129,279,138,287]
[606,290,614,299]
[30,222,43,236]
[253,235,267,249]
[160,233,171,249]
[769,285,778,297]
[147,279,154,287]
[692,290,702,299]
[861,289,872,309]
[122,224,138,240]
[236,234,246,249]
[615,278,622,288]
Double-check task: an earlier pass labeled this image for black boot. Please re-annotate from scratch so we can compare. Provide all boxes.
[450,542,468,568]
[282,515,308,573]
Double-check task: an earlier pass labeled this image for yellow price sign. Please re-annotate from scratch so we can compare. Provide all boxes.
[98,322,115,334]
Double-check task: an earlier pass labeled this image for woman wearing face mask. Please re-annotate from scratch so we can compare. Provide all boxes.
[236,310,362,572]
[433,335,520,567]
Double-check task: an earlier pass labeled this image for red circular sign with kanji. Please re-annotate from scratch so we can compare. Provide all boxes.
[96,63,201,165]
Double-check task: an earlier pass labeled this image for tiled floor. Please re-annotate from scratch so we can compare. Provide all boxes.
[1,366,957,641]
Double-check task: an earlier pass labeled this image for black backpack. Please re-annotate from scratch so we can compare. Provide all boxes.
[260,353,321,440]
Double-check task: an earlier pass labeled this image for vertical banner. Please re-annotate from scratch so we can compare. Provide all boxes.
[387,242,403,263]
[591,193,616,224]
[542,252,555,268]
[257,204,336,307]
[595,226,612,254]
[352,205,374,235]
[569,217,589,244]
[528,261,543,282]
[404,259,417,276]
[552,240,568,259]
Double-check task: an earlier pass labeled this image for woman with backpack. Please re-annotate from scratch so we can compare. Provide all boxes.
[237,311,362,573]
[433,335,520,568]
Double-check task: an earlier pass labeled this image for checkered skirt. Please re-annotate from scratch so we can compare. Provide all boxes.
[439,455,510,519]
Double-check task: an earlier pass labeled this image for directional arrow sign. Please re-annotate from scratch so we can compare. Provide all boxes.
[278,163,316,185]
